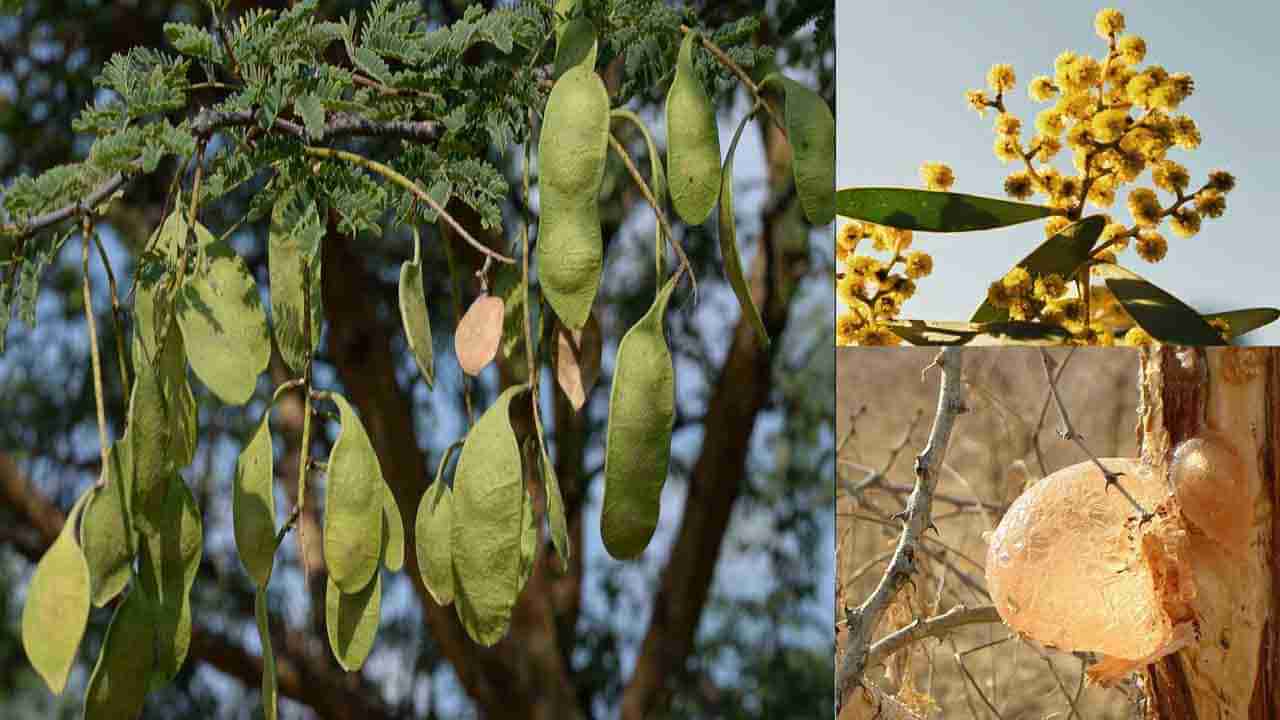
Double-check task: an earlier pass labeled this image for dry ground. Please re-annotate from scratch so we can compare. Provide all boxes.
[837,348,1144,719]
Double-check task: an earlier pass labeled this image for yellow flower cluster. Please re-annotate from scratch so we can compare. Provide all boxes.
[951,8,1241,344]
[835,216,935,346]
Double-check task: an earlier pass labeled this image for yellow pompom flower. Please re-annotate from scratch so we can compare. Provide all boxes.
[1043,215,1072,237]
[1135,229,1168,262]
[1065,123,1093,152]
[987,281,1013,308]
[1149,73,1194,111]
[1002,266,1033,295]
[836,311,865,346]
[993,135,1021,163]
[1170,115,1201,149]
[1059,92,1094,120]
[1095,9,1126,38]
[919,162,956,191]
[1033,134,1063,161]
[1029,75,1057,102]
[837,221,865,253]
[1207,170,1236,193]
[1035,108,1067,136]
[1121,326,1155,346]
[859,326,902,347]
[1034,273,1068,300]
[994,113,1022,137]
[1054,176,1082,207]
[849,255,883,278]
[1195,189,1226,218]
[1127,187,1162,226]
[1055,297,1087,325]
[1099,222,1131,250]
[1125,72,1158,106]
[1091,108,1130,143]
[988,63,1017,93]
[837,273,866,307]
[1152,160,1190,193]
[1117,35,1147,65]
[873,294,901,320]
[966,89,989,116]
[904,251,934,279]
[1063,55,1102,92]
[1003,171,1035,200]
[1169,208,1202,238]
[1094,248,1118,264]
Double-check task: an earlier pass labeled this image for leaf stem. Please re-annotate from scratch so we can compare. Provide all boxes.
[81,214,111,490]
[606,134,694,295]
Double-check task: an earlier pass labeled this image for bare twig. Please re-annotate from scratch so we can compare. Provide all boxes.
[837,347,966,711]
[866,605,1002,670]
[606,133,694,297]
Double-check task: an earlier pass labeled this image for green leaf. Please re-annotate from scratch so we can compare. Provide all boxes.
[398,228,434,388]
[269,195,324,375]
[517,485,536,592]
[553,16,596,79]
[176,221,271,405]
[415,445,457,606]
[21,491,91,695]
[666,31,721,226]
[772,75,836,226]
[325,571,382,672]
[970,215,1107,323]
[234,410,276,588]
[836,188,1056,233]
[539,443,570,571]
[381,483,404,573]
[885,319,1074,346]
[84,588,155,720]
[1203,308,1280,340]
[1097,265,1228,346]
[81,443,133,607]
[451,384,529,645]
[602,275,678,559]
[352,46,391,85]
[255,588,278,720]
[294,94,325,140]
[323,394,385,594]
[137,476,202,687]
[718,108,769,348]
[128,354,175,529]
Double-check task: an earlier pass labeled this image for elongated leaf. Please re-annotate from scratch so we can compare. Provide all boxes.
[886,319,1074,346]
[769,75,836,226]
[415,468,455,606]
[325,571,382,671]
[255,588,278,720]
[269,194,323,374]
[666,32,721,226]
[21,491,91,695]
[176,222,271,405]
[382,483,404,573]
[138,476,202,686]
[398,229,434,387]
[718,109,769,348]
[234,411,276,588]
[602,276,678,559]
[323,394,385,593]
[553,15,596,78]
[1203,308,1280,340]
[837,187,1056,232]
[84,588,155,720]
[539,443,570,571]
[971,215,1107,323]
[451,384,529,645]
[294,94,324,140]
[1097,265,1227,345]
[81,443,133,606]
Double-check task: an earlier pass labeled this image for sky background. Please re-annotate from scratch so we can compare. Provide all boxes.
[836,2,1280,344]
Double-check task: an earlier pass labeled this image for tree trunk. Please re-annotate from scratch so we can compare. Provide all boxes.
[1137,346,1279,719]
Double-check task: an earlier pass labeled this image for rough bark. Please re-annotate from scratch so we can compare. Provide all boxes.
[1137,347,1279,719]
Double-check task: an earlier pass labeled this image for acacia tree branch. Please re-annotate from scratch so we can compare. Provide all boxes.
[865,604,1001,670]
[836,347,966,712]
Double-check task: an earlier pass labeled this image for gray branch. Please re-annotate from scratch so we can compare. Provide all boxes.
[836,346,966,712]
[866,604,1000,669]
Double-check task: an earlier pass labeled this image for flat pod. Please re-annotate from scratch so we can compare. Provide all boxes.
[81,443,133,606]
[450,384,529,645]
[601,276,678,559]
[255,588,278,720]
[537,63,609,330]
[666,31,722,226]
[455,294,505,377]
[234,411,276,587]
[138,476,203,686]
[776,76,836,226]
[540,443,571,570]
[22,491,91,695]
[381,483,404,572]
[323,394,385,594]
[718,109,770,348]
[553,313,602,411]
[325,570,382,672]
[128,355,175,529]
[269,194,324,374]
[398,229,435,387]
[415,467,455,605]
[175,221,272,405]
[553,15,596,79]
[83,588,155,720]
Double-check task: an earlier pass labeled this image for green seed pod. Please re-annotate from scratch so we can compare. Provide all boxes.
[137,476,202,687]
[234,410,276,588]
[450,384,529,645]
[666,32,722,226]
[325,571,382,672]
[255,588,278,720]
[175,221,271,406]
[775,76,836,226]
[518,484,536,591]
[84,588,155,720]
[719,109,769,348]
[540,443,571,570]
[323,394,385,594]
[22,491,91,695]
[601,275,678,559]
[537,64,609,331]
[381,483,404,573]
[415,468,455,606]
[398,228,435,388]
[81,443,133,607]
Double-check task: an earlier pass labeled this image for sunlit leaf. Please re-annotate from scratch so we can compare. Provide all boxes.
[837,187,1055,233]
[971,215,1107,323]
[1097,265,1227,346]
